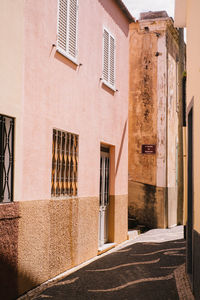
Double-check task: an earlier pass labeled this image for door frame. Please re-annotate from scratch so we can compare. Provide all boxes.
[98,145,110,247]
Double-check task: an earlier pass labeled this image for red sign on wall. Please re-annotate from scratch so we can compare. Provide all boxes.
[142,144,156,154]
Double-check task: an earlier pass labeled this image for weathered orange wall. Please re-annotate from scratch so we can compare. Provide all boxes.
[129,17,180,229]
[129,22,157,186]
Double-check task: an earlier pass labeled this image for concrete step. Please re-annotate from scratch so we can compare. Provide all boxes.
[128,229,140,240]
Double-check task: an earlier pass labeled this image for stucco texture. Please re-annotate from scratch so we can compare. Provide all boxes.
[129,22,157,186]
[0,203,19,300]
[22,0,129,201]
[128,18,180,229]
[128,181,166,228]
[109,195,128,244]
[18,197,99,295]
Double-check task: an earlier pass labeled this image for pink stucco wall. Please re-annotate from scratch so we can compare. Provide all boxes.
[21,0,129,201]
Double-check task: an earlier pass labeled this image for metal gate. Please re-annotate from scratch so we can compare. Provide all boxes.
[99,146,110,247]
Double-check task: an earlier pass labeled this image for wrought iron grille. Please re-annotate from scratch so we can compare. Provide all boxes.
[51,129,78,197]
[0,115,14,202]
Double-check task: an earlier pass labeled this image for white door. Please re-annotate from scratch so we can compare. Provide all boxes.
[99,146,110,247]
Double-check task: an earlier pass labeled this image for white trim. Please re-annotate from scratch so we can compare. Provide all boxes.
[57,47,79,65]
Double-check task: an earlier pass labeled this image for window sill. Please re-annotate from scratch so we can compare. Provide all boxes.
[56,47,79,66]
[51,195,78,200]
[101,79,117,92]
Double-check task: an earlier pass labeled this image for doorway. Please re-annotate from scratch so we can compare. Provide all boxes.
[99,146,110,247]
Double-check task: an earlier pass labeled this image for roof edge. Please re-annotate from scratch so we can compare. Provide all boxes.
[115,0,135,23]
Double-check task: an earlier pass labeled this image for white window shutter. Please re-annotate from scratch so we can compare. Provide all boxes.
[58,0,68,52]
[102,29,115,88]
[68,0,78,59]
[103,29,109,82]
[109,35,115,86]
[57,0,78,61]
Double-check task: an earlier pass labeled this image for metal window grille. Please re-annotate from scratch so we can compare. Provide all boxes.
[0,115,14,203]
[51,129,78,197]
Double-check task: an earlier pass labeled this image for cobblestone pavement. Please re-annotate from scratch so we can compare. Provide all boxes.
[19,226,194,300]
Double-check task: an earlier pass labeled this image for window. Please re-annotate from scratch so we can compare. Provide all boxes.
[57,0,78,63]
[51,129,78,197]
[102,28,116,90]
[0,115,14,203]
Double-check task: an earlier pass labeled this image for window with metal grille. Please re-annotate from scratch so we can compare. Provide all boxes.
[51,129,78,197]
[102,28,116,89]
[57,0,78,63]
[0,115,14,203]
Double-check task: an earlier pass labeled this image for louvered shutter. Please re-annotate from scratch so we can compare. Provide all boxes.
[68,0,78,58]
[109,35,115,86]
[103,29,109,82]
[103,29,115,88]
[58,0,68,52]
[57,0,78,61]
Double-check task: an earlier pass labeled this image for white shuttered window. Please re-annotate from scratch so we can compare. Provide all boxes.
[103,29,116,89]
[57,0,78,62]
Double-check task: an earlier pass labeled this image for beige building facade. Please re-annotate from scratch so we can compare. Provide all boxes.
[129,11,185,229]
[175,0,200,298]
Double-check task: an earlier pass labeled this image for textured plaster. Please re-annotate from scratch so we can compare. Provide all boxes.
[129,18,180,229]
[129,22,157,186]
[128,181,166,228]
[22,0,129,200]
[18,197,99,295]
[0,203,19,300]
[109,195,128,244]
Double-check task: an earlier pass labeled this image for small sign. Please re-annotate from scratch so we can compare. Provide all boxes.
[142,144,156,154]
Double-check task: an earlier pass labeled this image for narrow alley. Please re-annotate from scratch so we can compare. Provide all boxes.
[19,227,193,300]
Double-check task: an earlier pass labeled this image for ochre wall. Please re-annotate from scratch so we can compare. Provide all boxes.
[129,22,157,186]
[186,0,200,234]
[109,195,128,244]
[129,19,180,229]
[128,21,160,227]
[128,182,166,228]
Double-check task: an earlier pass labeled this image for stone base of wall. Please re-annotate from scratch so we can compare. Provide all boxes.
[17,197,99,296]
[109,195,128,244]
[0,203,20,300]
[192,229,200,299]
[128,181,167,228]
[0,195,128,298]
